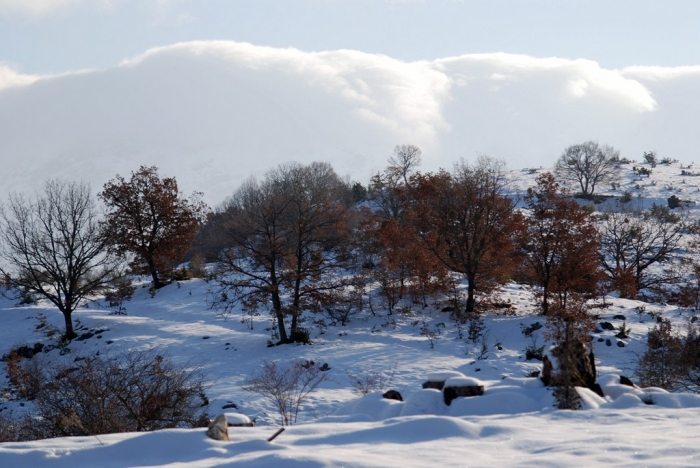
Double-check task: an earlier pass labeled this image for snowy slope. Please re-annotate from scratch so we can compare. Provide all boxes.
[1,160,700,466]
[1,273,700,466]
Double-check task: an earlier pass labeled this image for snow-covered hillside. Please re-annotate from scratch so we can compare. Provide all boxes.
[1,160,700,466]
[0,278,699,465]
[508,158,700,213]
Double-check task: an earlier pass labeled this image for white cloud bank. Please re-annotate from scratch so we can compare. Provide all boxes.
[0,0,82,14]
[0,41,696,204]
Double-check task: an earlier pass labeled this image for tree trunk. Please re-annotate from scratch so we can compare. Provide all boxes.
[542,283,549,316]
[148,257,164,289]
[273,305,288,344]
[465,276,476,313]
[62,310,77,340]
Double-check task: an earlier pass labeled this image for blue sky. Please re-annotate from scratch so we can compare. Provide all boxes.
[2,0,700,74]
[2,1,700,204]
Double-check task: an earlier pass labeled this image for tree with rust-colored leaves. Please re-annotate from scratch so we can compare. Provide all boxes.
[408,156,521,313]
[99,166,208,289]
[518,173,603,316]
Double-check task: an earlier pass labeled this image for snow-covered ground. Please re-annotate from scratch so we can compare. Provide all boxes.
[0,276,699,467]
[508,158,700,214]
[1,160,700,467]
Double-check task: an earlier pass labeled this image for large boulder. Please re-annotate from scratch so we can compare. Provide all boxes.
[206,414,230,441]
[541,340,601,396]
[382,389,403,402]
[224,413,255,427]
[443,376,484,405]
[422,371,466,390]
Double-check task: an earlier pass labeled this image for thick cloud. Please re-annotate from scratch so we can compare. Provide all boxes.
[0,41,697,204]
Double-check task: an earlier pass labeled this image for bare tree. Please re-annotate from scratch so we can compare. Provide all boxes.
[388,144,422,186]
[211,162,352,344]
[0,180,122,339]
[599,209,685,294]
[369,145,421,221]
[555,141,620,196]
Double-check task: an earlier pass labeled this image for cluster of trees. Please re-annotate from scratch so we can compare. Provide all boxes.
[0,166,207,339]
[201,143,671,348]
[0,141,690,350]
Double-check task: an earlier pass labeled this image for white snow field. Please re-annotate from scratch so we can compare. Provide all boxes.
[1,161,700,466]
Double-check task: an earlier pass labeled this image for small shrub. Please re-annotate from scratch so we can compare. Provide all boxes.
[635,320,685,390]
[171,267,192,282]
[291,327,311,344]
[346,364,396,396]
[104,276,136,315]
[667,195,681,209]
[420,321,439,349]
[4,350,43,400]
[649,203,680,223]
[466,313,485,343]
[635,167,653,177]
[524,334,545,361]
[644,151,657,167]
[620,190,633,204]
[323,286,363,326]
[16,287,36,305]
[243,360,329,425]
[616,320,631,339]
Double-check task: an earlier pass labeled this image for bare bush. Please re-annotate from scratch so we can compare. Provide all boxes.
[322,284,364,326]
[6,349,208,439]
[243,360,329,425]
[346,364,396,396]
[0,413,27,442]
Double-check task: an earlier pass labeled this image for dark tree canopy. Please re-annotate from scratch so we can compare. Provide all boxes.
[555,141,620,196]
[0,180,122,339]
[99,166,208,289]
[212,161,352,344]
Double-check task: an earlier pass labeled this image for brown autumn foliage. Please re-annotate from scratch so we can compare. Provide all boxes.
[610,266,638,300]
[100,166,208,289]
[365,216,450,312]
[362,146,452,311]
[407,157,521,313]
[518,172,603,315]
